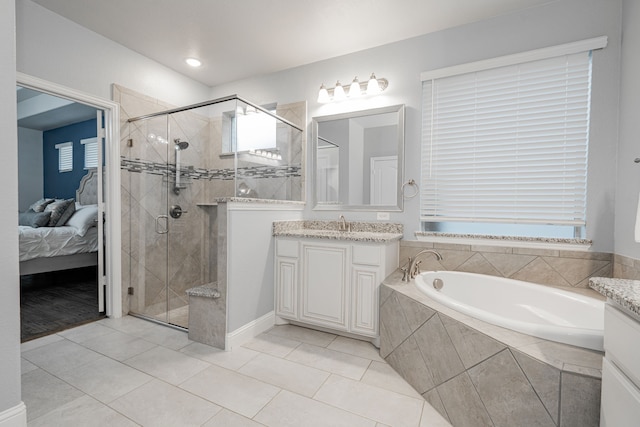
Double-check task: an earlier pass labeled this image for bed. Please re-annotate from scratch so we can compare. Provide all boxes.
[19,170,100,276]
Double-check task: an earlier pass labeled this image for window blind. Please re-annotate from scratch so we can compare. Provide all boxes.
[55,142,73,173]
[81,137,98,169]
[420,51,591,226]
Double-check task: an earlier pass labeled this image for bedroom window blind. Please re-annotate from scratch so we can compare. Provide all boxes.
[55,142,73,173]
[420,50,592,228]
[81,137,98,169]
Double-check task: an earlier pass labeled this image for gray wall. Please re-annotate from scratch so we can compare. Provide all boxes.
[615,0,640,259]
[0,0,23,416]
[16,0,210,107]
[210,0,622,252]
[18,126,43,211]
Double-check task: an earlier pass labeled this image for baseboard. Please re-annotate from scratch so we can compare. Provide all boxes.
[226,311,275,350]
[0,402,26,427]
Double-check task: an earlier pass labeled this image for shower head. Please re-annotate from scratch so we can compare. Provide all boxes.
[174,139,189,150]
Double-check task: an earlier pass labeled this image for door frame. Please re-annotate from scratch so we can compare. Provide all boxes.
[17,72,122,318]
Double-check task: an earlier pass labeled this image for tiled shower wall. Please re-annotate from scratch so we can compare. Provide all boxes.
[115,85,212,318]
[400,240,613,289]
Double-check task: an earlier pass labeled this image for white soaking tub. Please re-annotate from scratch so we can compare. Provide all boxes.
[415,271,604,351]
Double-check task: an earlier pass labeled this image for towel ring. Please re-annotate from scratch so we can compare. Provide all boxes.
[401,179,419,199]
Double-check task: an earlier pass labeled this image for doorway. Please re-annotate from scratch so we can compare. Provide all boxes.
[17,72,122,325]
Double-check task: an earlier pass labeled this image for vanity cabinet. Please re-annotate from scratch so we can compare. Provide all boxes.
[274,236,398,341]
[600,302,640,426]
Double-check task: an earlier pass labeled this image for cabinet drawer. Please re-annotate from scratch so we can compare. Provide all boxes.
[276,239,299,258]
[352,245,380,266]
[604,304,640,385]
[601,357,640,427]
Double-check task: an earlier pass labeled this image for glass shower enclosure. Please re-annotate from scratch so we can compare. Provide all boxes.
[122,96,303,328]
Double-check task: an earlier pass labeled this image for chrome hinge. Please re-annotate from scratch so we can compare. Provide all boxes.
[128,287,134,295]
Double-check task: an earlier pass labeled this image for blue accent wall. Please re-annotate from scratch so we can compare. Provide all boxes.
[43,119,97,200]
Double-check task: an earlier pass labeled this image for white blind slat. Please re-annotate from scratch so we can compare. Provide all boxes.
[420,51,591,227]
[56,142,73,173]
[81,138,98,169]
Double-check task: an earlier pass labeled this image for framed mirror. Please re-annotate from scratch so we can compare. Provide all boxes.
[311,104,405,211]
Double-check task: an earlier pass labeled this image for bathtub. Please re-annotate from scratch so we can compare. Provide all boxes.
[415,271,604,351]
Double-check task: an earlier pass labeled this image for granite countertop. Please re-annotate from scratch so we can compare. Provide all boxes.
[273,220,403,243]
[589,277,640,317]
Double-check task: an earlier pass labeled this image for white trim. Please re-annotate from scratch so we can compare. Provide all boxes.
[225,310,275,350]
[0,402,26,427]
[54,141,72,149]
[420,36,607,81]
[415,234,591,252]
[17,73,122,318]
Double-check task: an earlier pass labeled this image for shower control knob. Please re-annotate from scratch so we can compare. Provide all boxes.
[169,205,187,219]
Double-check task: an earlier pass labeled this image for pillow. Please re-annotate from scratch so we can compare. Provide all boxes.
[65,204,98,236]
[29,198,54,213]
[44,198,76,226]
[18,211,51,228]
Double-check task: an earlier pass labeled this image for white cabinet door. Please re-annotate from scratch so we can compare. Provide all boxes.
[351,265,379,336]
[275,257,298,319]
[301,244,349,330]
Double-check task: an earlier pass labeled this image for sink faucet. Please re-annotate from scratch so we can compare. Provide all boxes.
[338,215,351,232]
[404,249,443,281]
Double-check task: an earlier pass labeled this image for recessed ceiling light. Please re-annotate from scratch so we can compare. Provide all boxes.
[185,58,202,68]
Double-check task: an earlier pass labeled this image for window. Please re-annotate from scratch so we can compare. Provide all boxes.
[420,38,606,239]
[81,137,98,169]
[222,103,277,154]
[55,142,73,173]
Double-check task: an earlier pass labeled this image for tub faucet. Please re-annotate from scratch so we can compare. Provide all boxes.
[405,249,443,281]
[338,215,350,232]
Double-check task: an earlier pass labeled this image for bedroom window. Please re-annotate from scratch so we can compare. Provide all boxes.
[419,38,606,239]
[55,142,73,173]
[81,137,98,169]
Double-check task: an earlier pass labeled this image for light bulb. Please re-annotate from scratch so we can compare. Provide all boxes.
[185,58,202,67]
[348,77,361,97]
[317,84,330,103]
[333,81,346,101]
[367,73,381,95]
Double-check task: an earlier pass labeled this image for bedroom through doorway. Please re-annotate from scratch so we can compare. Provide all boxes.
[17,85,106,342]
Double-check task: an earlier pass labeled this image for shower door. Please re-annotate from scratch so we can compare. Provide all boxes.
[125,112,204,329]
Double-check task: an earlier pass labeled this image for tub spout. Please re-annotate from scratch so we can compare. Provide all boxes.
[406,249,443,280]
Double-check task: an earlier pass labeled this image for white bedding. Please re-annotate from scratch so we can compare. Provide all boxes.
[19,225,99,262]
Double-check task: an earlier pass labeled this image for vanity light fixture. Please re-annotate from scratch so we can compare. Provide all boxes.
[317,73,388,103]
[185,57,202,67]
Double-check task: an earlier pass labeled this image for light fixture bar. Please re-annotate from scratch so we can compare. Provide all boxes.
[317,74,388,103]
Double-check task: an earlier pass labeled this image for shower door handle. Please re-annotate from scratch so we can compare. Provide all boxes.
[155,215,168,234]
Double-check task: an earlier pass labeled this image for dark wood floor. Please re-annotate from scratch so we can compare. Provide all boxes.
[20,266,105,342]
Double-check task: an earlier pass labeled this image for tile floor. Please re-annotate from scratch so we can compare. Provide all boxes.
[21,316,451,427]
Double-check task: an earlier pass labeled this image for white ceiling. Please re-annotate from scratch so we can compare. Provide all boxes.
[17,87,98,131]
[32,0,555,87]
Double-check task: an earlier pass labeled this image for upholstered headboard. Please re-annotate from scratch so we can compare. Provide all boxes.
[76,169,99,205]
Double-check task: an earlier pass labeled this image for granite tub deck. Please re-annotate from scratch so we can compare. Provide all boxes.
[272,220,403,243]
[380,270,604,427]
[590,276,640,318]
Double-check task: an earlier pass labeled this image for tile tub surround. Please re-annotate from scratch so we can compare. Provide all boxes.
[613,253,640,280]
[400,240,612,289]
[589,277,640,317]
[380,272,603,427]
[273,220,403,243]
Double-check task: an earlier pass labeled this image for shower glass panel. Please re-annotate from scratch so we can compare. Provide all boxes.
[124,114,173,325]
[124,96,303,330]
